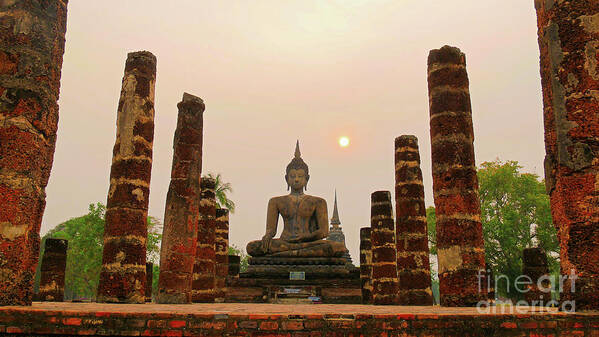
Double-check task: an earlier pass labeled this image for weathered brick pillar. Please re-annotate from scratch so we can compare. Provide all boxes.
[522,248,551,304]
[214,209,229,303]
[0,0,68,306]
[535,1,599,310]
[394,135,433,305]
[38,238,68,302]
[156,93,204,304]
[427,45,486,307]
[97,51,156,303]
[192,177,217,303]
[370,191,399,305]
[228,255,241,277]
[359,227,373,304]
[145,263,153,302]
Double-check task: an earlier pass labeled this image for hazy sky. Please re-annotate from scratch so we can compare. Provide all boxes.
[43,0,545,262]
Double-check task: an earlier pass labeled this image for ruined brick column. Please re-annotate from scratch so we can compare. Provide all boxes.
[394,135,433,305]
[38,238,68,302]
[359,227,373,304]
[156,93,204,304]
[145,263,153,302]
[97,51,157,303]
[192,177,217,303]
[370,191,399,305]
[214,208,229,303]
[535,1,599,310]
[522,248,551,305]
[427,45,486,307]
[0,0,68,306]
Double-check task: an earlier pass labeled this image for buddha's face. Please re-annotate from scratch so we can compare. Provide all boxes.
[286,168,309,191]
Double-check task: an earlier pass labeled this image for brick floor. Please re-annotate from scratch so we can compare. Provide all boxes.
[0,302,596,336]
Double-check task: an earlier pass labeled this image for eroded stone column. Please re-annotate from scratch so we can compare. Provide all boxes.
[145,263,153,302]
[522,248,551,304]
[97,51,156,303]
[214,208,229,303]
[192,177,217,303]
[156,93,204,304]
[0,0,68,306]
[427,45,486,306]
[370,191,399,305]
[394,135,433,305]
[38,238,68,302]
[535,0,599,310]
[359,227,373,304]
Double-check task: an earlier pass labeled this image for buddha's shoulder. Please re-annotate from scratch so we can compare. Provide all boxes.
[303,195,327,205]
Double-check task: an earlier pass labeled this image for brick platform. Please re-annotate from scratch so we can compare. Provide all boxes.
[0,302,597,336]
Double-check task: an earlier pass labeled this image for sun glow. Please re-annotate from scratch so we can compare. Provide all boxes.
[339,136,350,147]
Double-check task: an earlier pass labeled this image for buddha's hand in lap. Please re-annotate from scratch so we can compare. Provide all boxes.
[261,235,273,253]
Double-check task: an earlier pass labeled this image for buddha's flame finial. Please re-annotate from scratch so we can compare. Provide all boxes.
[295,140,301,159]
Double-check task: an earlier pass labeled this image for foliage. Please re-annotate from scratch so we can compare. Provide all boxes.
[206,173,236,213]
[228,244,249,273]
[426,206,437,255]
[36,203,162,300]
[426,160,559,301]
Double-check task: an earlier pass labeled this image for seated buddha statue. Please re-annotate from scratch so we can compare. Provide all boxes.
[246,142,346,258]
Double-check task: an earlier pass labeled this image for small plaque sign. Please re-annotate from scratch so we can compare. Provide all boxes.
[284,288,301,294]
[289,271,305,280]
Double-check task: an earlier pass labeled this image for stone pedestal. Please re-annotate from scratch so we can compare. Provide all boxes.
[192,178,217,303]
[38,239,68,302]
[0,0,68,306]
[370,191,399,305]
[427,45,486,307]
[156,93,204,304]
[145,263,153,303]
[359,227,373,304]
[394,135,433,305]
[215,209,230,303]
[522,248,551,304]
[535,0,599,311]
[97,51,157,304]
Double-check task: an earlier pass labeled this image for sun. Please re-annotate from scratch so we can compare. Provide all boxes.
[338,136,350,147]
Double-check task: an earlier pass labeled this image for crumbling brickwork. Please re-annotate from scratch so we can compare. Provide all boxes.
[522,248,551,304]
[535,0,599,310]
[38,238,68,302]
[394,135,433,305]
[0,0,68,306]
[192,177,217,303]
[370,191,399,305]
[215,208,229,303]
[97,51,157,303]
[359,227,373,304]
[156,93,204,304]
[427,45,486,307]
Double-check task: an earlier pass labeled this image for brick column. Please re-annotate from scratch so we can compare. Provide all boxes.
[535,1,599,310]
[38,238,68,302]
[427,45,486,307]
[394,135,433,305]
[215,209,229,303]
[145,263,153,302]
[228,255,241,277]
[370,191,399,305]
[192,177,217,303]
[0,0,68,306]
[359,227,373,304]
[156,93,204,304]
[97,51,156,303]
[522,248,551,304]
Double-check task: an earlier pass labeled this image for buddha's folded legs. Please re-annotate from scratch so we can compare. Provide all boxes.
[246,239,345,257]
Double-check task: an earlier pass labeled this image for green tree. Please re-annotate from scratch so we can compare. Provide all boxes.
[426,160,559,301]
[206,173,236,213]
[36,203,162,300]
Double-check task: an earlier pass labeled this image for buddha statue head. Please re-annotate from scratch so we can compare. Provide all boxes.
[285,141,309,191]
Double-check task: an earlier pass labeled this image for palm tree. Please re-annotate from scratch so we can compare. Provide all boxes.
[205,173,236,213]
